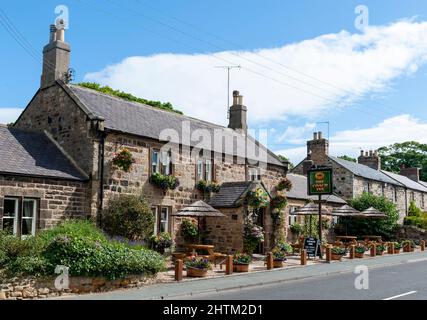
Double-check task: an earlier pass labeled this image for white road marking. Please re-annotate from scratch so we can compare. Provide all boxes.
[383,291,417,300]
[407,258,427,263]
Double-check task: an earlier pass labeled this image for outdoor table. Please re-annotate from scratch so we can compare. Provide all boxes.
[183,244,215,255]
[336,236,357,242]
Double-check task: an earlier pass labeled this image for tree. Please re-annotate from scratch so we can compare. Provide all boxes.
[378,141,427,181]
[338,193,399,240]
[277,155,294,170]
[338,155,356,163]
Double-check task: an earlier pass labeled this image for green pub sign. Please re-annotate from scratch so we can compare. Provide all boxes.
[307,168,333,195]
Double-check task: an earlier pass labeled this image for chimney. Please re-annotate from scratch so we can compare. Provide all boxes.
[228,90,247,133]
[358,149,381,170]
[302,159,314,175]
[306,131,329,166]
[40,23,71,88]
[399,164,421,182]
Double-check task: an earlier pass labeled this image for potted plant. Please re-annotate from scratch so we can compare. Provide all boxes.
[355,246,366,258]
[276,178,293,191]
[150,232,173,254]
[276,241,293,255]
[375,244,385,256]
[150,172,179,191]
[180,218,199,242]
[245,188,269,208]
[233,253,252,272]
[393,242,402,254]
[403,240,416,252]
[271,249,287,268]
[185,257,211,277]
[331,247,347,261]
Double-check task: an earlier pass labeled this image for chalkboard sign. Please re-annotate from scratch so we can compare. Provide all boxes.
[304,237,321,258]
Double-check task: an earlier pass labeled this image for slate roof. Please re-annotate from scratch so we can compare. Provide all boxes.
[208,181,257,208]
[66,84,284,167]
[381,171,427,193]
[0,126,87,181]
[286,174,347,204]
[329,156,400,185]
[419,181,427,189]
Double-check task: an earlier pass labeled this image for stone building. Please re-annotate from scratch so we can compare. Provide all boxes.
[293,132,427,222]
[0,25,288,253]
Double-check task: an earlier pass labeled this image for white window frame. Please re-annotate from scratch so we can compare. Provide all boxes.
[160,207,169,234]
[21,199,37,238]
[151,150,160,174]
[205,159,212,182]
[3,197,19,236]
[288,206,298,226]
[248,167,261,181]
[152,149,172,176]
[151,206,158,235]
[152,206,170,235]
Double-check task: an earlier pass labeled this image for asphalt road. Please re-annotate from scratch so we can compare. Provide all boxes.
[176,258,427,300]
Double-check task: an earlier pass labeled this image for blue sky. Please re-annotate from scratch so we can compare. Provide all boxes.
[1,0,427,164]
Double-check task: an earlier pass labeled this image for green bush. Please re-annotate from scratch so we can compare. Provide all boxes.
[101,194,155,241]
[339,193,400,240]
[6,256,49,277]
[39,220,106,243]
[408,201,423,217]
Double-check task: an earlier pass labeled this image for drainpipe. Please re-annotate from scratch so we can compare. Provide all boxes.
[94,119,106,227]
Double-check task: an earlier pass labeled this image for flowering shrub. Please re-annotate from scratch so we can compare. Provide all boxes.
[196,180,221,193]
[243,221,264,254]
[150,232,173,253]
[185,257,211,270]
[275,241,293,254]
[150,172,179,190]
[246,188,269,208]
[233,253,252,265]
[276,178,293,191]
[112,148,135,172]
[272,249,287,261]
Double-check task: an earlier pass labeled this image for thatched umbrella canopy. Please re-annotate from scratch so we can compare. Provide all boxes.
[331,204,361,217]
[293,202,332,216]
[172,201,225,243]
[360,207,387,219]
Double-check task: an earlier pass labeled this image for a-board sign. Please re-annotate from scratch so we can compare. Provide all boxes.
[304,237,321,258]
[307,168,333,195]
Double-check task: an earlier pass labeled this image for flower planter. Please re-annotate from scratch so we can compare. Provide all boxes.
[355,252,365,259]
[403,247,415,253]
[233,264,249,273]
[331,253,343,261]
[394,248,401,254]
[273,260,284,268]
[376,250,384,256]
[187,267,208,277]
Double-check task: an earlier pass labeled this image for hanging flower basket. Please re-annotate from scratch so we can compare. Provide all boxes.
[246,188,269,208]
[270,195,288,211]
[276,178,293,191]
[112,148,135,172]
[196,180,221,193]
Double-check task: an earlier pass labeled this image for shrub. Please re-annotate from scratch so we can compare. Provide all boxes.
[272,249,287,261]
[180,219,199,241]
[408,201,423,217]
[404,213,427,230]
[101,194,155,241]
[6,256,49,277]
[185,257,211,270]
[340,193,400,240]
[150,172,179,190]
[233,253,252,265]
[43,235,165,279]
[39,220,106,243]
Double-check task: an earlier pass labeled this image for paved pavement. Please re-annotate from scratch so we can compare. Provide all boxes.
[61,251,427,300]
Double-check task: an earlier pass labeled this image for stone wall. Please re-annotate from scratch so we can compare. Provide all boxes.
[395,225,427,242]
[0,175,89,230]
[0,275,153,300]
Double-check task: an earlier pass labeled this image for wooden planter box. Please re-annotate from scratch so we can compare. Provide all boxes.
[403,247,415,252]
[394,248,401,254]
[233,264,249,273]
[273,260,284,268]
[355,252,365,259]
[187,267,208,277]
[376,250,384,256]
[331,253,343,261]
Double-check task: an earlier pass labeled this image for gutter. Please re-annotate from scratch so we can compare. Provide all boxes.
[98,130,107,225]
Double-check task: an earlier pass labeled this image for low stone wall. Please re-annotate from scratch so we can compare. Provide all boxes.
[395,225,427,241]
[0,274,155,300]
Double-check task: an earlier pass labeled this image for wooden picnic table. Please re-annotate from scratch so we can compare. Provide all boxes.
[173,244,226,267]
[336,236,358,242]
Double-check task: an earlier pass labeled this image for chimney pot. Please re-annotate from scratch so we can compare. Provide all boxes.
[49,24,57,43]
[313,132,318,140]
[318,131,323,140]
[228,89,247,132]
[369,150,373,157]
[360,150,364,156]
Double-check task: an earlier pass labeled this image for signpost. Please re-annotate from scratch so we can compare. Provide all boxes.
[307,167,333,259]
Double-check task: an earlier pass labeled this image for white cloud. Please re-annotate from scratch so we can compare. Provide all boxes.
[85,19,427,126]
[0,108,23,124]
[277,114,427,164]
[276,122,316,144]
